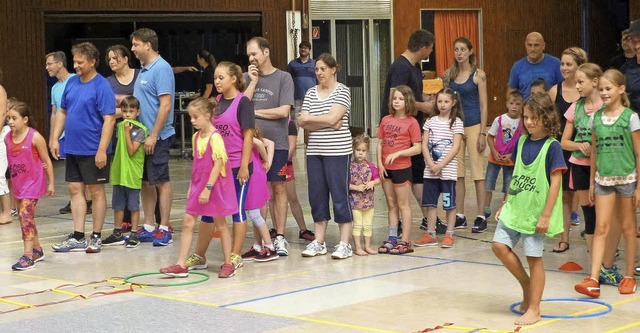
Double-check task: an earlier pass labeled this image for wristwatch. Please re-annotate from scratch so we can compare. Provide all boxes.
[205,183,213,190]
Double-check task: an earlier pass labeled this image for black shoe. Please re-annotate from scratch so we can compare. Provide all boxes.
[86,200,93,214]
[59,201,72,214]
[397,222,403,238]
[472,217,487,233]
[269,228,277,239]
[454,215,467,229]
[102,233,124,246]
[419,217,428,231]
[435,218,448,235]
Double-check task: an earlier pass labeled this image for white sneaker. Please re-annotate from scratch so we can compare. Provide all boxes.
[301,240,327,257]
[274,235,289,256]
[331,242,353,259]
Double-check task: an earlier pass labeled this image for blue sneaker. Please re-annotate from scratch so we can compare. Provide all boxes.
[52,235,87,252]
[571,211,580,226]
[137,228,155,243]
[152,229,173,246]
[599,264,623,286]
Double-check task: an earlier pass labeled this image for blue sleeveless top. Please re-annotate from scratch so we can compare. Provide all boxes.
[449,70,481,127]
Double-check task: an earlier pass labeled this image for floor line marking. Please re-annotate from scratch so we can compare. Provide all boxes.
[173,270,311,297]
[604,321,640,333]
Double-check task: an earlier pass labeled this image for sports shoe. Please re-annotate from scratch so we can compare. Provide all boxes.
[331,243,353,259]
[152,229,173,246]
[230,253,243,269]
[635,266,640,276]
[419,217,428,231]
[299,229,315,241]
[218,263,236,278]
[454,215,467,229]
[126,233,140,248]
[102,233,125,246]
[160,264,188,278]
[484,207,491,219]
[52,235,87,252]
[255,247,280,262]
[414,233,438,247]
[269,228,277,239]
[472,217,487,233]
[121,222,132,233]
[185,253,208,270]
[137,228,155,242]
[570,211,580,226]
[301,240,327,257]
[12,255,35,271]
[599,264,623,286]
[441,234,455,248]
[274,235,289,256]
[59,202,72,214]
[85,235,102,253]
[435,218,448,235]
[11,208,18,217]
[32,247,45,263]
[618,276,637,294]
[575,276,600,298]
[241,247,261,261]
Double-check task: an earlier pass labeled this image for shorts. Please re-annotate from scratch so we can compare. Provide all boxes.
[286,161,295,182]
[65,154,110,184]
[142,135,174,185]
[267,149,288,182]
[561,150,573,191]
[568,163,590,191]
[493,220,545,257]
[112,185,140,211]
[307,154,352,223]
[384,167,412,185]
[594,182,637,198]
[411,153,426,184]
[422,178,456,210]
[202,166,251,223]
[456,124,486,180]
[485,162,514,193]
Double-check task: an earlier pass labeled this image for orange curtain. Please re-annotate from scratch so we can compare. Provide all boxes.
[434,11,479,78]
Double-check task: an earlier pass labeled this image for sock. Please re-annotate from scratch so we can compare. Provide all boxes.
[484,206,491,214]
[389,227,398,237]
[253,244,262,251]
[428,230,436,237]
[159,225,169,232]
[276,233,284,238]
[144,224,155,232]
[92,232,101,238]
[113,228,122,235]
[266,243,275,251]
[73,231,85,241]
[446,230,455,236]
[456,213,465,218]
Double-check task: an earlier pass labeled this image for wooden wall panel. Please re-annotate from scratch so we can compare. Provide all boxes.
[632,1,640,21]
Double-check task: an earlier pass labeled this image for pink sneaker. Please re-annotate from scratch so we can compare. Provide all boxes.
[218,262,236,278]
[160,264,188,278]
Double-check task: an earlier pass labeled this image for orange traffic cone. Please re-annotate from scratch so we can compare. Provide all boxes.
[559,261,583,271]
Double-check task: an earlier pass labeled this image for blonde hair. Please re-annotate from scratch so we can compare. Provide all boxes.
[601,69,630,108]
[561,47,588,66]
[353,134,370,151]
[187,97,217,116]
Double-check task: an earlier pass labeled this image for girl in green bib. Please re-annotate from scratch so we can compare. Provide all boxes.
[492,93,566,326]
[575,69,639,298]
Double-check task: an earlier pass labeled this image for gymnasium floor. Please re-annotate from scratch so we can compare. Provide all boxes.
[1,145,639,333]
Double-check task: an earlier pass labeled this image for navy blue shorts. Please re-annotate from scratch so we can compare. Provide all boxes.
[112,185,140,211]
[422,178,457,210]
[143,135,174,185]
[307,154,352,223]
[267,149,288,182]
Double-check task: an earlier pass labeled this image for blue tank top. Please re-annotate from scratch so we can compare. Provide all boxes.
[449,70,480,127]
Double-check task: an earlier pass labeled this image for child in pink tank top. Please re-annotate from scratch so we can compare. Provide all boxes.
[5,101,54,271]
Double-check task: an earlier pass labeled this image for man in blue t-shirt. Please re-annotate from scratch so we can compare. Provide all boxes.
[507,32,563,99]
[51,42,116,254]
[286,41,316,116]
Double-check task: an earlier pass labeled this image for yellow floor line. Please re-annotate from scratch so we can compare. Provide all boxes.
[604,321,640,333]
[133,290,221,307]
[442,325,514,332]
[0,271,85,285]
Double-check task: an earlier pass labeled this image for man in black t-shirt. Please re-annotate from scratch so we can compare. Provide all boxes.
[623,20,640,113]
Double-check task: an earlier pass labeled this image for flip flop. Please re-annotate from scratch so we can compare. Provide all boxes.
[551,241,570,253]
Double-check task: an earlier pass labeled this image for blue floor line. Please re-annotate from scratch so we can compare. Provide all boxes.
[221,260,456,308]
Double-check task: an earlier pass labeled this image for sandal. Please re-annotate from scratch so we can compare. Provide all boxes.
[390,241,414,255]
[551,241,570,253]
[378,240,396,254]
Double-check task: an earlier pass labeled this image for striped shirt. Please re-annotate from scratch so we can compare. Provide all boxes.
[423,116,464,180]
[303,83,352,156]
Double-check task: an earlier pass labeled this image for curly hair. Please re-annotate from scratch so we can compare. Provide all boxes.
[523,93,560,137]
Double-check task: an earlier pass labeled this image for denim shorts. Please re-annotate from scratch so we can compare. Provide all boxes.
[493,220,545,257]
[485,162,514,193]
[594,181,637,198]
[112,185,140,211]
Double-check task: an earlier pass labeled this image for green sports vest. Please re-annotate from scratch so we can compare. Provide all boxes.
[110,119,147,189]
[500,136,563,237]
[593,108,635,178]
[572,99,600,159]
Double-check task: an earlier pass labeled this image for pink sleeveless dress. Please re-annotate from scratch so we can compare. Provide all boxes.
[5,128,46,199]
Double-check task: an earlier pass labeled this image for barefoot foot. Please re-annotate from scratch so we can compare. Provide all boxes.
[354,249,368,256]
[364,247,378,255]
[514,309,540,326]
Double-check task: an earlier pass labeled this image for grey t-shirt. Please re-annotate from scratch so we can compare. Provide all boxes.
[244,69,294,150]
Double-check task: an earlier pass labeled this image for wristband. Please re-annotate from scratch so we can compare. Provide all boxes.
[205,183,213,190]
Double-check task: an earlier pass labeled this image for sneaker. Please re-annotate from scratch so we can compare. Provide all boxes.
[59,202,71,214]
[570,211,580,226]
[441,234,455,248]
[299,229,315,241]
[241,247,261,261]
[331,243,353,259]
[11,255,34,271]
[185,253,208,270]
[472,217,487,233]
[269,228,277,239]
[137,228,155,242]
[274,235,289,256]
[126,233,140,248]
[599,264,623,286]
[85,235,102,253]
[230,253,243,269]
[255,247,280,262]
[454,215,467,229]
[218,263,236,278]
[575,276,600,298]
[419,217,428,231]
[301,240,327,257]
[484,208,491,219]
[102,233,125,246]
[635,266,640,276]
[52,235,87,252]
[121,222,132,233]
[11,208,18,217]
[86,200,93,214]
[618,277,637,294]
[435,218,448,235]
[414,233,438,247]
[32,247,45,263]
[152,229,173,246]
[160,264,188,278]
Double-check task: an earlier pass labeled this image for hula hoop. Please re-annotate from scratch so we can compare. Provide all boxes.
[123,271,210,287]
[510,298,613,319]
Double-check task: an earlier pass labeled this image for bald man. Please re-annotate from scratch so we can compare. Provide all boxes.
[507,32,563,98]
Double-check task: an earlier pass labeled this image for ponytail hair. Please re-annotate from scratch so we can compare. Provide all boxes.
[601,69,630,108]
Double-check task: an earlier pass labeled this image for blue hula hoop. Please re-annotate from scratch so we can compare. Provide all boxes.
[510,298,613,319]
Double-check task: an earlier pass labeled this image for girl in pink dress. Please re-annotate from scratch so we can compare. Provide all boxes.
[6,101,54,270]
[160,97,238,278]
